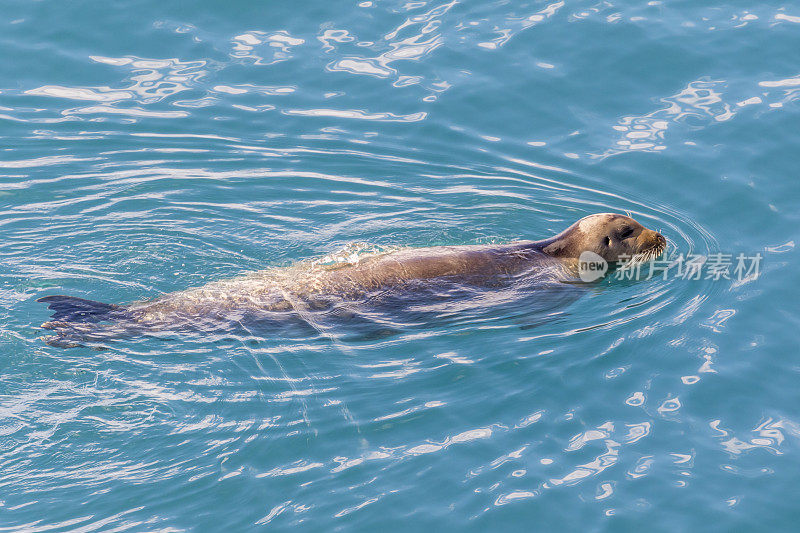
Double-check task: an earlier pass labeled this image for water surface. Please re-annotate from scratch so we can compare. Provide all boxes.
[2,1,800,531]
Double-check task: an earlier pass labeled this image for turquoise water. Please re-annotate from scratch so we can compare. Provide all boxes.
[2,0,800,530]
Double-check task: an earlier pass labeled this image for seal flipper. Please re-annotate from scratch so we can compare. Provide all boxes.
[42,334,84,349]
[40,321,117,350]
[37,295,127,323]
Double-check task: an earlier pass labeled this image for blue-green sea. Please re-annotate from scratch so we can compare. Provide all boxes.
[2,1,800,531]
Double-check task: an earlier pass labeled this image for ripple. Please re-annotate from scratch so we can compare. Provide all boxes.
[283,108,427,122]
[1,0,798,529]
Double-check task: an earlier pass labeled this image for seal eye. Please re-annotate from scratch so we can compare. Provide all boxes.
[619,227,634,239]
[603,236,611,247]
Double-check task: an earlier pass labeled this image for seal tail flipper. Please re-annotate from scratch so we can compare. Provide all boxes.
[37,295,127,323]
[39,320,118,350]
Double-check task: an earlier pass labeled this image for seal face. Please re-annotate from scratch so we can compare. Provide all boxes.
[37,212,667,347]
[540,213,667,263]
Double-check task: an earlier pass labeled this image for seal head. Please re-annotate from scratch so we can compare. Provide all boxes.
[540,213,666,263]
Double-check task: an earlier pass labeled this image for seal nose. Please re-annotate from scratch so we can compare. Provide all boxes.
[638,229,665,251]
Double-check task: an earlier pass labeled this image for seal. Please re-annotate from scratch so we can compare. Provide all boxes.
[37,213,665,347]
